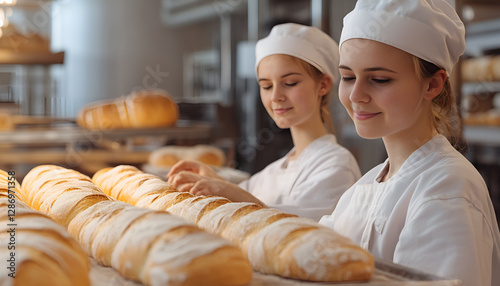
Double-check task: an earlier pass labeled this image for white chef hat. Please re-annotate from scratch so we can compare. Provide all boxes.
[255,23,340,84]
[340,0,465,76]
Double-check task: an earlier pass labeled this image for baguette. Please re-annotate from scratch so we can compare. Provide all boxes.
[0,169,90,286]
[93,165,375,282]
[77,89,179,130]
[21,165,252,286]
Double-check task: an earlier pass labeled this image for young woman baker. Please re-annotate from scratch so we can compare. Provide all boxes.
[318,1,500,286]
[167,23,361,221]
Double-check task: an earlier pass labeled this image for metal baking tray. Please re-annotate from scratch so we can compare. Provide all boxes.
[89,258,462,286]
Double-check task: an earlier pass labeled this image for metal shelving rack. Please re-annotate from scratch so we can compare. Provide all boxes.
[0,120,213,180]
[0,0,64,116]
[458,2,500,221]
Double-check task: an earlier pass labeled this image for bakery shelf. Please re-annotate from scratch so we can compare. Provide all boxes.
[0,50,64,65]
[0,149,151,165]
[463,125,500,146]
[0,120,213,175]
[462,81,500,95]
[464,18,500,56]
[0,0,54,9]
[0,120,212,145]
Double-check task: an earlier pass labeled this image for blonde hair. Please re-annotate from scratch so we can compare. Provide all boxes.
[291,57,335,134]
[412,56,464,149]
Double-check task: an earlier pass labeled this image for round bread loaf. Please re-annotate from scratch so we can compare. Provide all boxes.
[149,145,226,168]
[126,89,179,128]
[491,56,500,81]
[0,113,13,131]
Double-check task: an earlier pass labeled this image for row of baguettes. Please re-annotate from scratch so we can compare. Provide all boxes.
[92,165,375,282]
[0,169,90,286]
[20,165,253,286]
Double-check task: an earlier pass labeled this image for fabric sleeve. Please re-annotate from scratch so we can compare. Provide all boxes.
[394,197,494,286]
[268,165,359,222]
[237,178,249,191]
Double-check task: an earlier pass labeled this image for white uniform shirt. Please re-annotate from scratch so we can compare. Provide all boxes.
[319,134,500,286]
[239,134,361,222]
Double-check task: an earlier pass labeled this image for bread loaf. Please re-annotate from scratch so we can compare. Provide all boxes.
[0,25,51,53]
[149,145,227,168]
[491,56,500,81]
[0,169,90,286]
[21,165,252,286]
[462,56,494,82]
[93,165,375,282]
[77,89,179,130]
[0,113,14,131]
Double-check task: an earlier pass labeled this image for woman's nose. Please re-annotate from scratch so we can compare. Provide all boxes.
[349,81,370,103]
[271,86,285,102]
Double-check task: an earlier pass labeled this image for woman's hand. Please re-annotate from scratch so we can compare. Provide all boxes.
[191,179,266,206]
[168,172,266,206]
[167,160,221,183]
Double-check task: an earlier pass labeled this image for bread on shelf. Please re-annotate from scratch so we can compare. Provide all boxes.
[77,89,179,130]
[21,165,252,286]
[0,113,14,131]
[148,144,227,168]
[93,165,375,282]
[0,169,91,286]
[0,25,51,53]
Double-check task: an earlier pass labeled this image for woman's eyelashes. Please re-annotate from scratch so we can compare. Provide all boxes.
[260,81,299,90]
[341,76,355,82]
[372,78,391,84]
[340,76,391,85]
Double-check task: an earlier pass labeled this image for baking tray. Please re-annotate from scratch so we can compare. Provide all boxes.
[89,258,462,286]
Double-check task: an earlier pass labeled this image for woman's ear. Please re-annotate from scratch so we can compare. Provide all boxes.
[424,69,446,100]
[319,75,332,97]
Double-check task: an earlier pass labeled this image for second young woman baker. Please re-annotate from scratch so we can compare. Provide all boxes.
[167,23,361,221]
[319,1,500,286]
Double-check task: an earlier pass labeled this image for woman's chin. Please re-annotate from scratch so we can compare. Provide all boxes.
[354,126,382,140]
[273,121,291,130]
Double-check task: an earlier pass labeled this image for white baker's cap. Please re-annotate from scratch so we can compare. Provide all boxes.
[340,0,465,76]
[255,23,340,84]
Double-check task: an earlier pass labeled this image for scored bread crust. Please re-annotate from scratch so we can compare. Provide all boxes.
[0,169,91,286]
[20,165,252,286]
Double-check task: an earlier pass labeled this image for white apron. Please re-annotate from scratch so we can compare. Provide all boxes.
[320,134,500,286]
[239,134,361,221]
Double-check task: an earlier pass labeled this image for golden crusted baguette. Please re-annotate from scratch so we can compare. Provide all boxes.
[20,165,252,286]
[0,169,90,286]
[93,165,375,282]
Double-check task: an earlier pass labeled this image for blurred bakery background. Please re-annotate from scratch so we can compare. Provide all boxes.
[0,0,499,220]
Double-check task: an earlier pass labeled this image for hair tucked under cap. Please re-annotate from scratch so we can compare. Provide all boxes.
[340,0,465,76]
[255,23,340,84]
